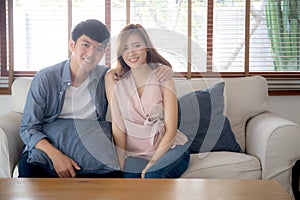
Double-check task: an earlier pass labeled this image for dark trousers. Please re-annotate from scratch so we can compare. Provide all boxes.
[292,160,300,200]
[18,150,122,178]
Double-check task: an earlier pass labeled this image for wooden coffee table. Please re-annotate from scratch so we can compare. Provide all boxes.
[0,178,292,200]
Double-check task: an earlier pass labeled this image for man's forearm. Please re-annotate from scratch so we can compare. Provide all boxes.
[35,138,61,160]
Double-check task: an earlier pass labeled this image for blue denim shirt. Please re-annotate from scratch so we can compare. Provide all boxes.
[20,59,109,151]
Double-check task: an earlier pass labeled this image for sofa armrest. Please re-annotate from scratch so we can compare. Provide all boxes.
[0,112,23,177]
[0,128,10,177]
[246,111,300,197]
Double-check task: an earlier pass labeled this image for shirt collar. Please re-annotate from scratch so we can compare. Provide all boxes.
[62,59,103,85]
[62,59,72,85]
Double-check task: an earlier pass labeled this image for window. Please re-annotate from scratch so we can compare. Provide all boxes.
[1,0,300,94]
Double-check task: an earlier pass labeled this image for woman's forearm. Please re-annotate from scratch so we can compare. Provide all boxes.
[149,129,176,163]
[141,130,176,178]
[112,124,126,170]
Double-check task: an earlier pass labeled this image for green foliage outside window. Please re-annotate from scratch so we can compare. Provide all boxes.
[266,0,300,70]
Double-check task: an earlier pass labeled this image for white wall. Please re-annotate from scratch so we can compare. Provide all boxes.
[268,95,300,125]
[0,94,300,125]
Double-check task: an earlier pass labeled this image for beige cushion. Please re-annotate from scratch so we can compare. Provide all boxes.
[11,78,32,113]
[223,76,269,151]
[181,152,261,179]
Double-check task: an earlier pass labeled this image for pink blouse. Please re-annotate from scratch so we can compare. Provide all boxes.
[113,70,187,159]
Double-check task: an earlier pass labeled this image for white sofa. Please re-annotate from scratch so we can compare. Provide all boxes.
[0,76,299,198]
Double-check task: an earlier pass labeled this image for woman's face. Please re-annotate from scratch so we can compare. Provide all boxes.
[121,33,147,69]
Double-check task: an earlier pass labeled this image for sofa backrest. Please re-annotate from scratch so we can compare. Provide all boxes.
[11,75,269,151]
[11,78,32,114]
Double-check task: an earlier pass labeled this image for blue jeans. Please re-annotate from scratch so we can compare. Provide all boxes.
[123,144,190,178]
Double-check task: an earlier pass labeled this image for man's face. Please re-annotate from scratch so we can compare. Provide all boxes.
[69,34,106,72]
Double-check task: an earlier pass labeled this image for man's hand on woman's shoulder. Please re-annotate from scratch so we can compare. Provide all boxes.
[154,64,173,82]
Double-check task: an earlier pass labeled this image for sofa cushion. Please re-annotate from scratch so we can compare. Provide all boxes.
[223,76,269,151]
[178,82,242,154]
[11,78,32,114]
[181,152,262,179]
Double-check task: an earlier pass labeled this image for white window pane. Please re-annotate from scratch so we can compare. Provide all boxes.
[192,1,207,73]
[72,1,105,28]
[13,0,68,71]
[111,0,126,36]
[249,0,273,71]
[110,0,126,66]
[213,0,245,72]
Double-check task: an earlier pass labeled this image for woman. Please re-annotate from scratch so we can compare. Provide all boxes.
[105,24,190,178]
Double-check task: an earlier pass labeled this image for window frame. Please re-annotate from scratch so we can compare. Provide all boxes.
[1,0,300,95]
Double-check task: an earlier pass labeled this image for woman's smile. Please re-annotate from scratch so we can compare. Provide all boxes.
[128,57,139,63]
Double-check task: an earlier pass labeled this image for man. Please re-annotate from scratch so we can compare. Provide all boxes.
[19,19,172,178]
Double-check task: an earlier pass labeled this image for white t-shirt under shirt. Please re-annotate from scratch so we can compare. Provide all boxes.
[59,77,97,120]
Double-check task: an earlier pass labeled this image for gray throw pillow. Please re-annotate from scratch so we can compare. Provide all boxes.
[178,82,242,154]
[27,119,120,175]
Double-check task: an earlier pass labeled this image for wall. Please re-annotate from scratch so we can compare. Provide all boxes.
[0,94,300,125]
[268,95,300,125]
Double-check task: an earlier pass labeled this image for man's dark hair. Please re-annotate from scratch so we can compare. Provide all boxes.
[71,19,110,47]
